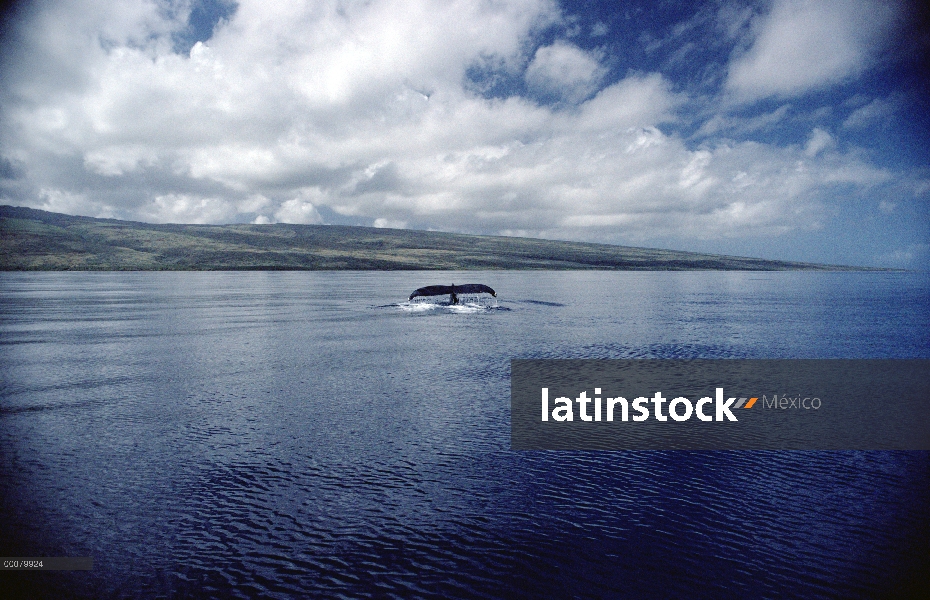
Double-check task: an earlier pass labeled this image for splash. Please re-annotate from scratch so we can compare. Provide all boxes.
[399,294,499,312]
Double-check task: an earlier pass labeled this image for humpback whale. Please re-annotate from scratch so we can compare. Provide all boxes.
[409,284,496,305]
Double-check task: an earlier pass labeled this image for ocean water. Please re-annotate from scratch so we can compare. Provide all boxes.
[1,270,928,599]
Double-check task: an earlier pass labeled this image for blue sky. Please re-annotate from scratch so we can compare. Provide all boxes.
[1,0,927,267]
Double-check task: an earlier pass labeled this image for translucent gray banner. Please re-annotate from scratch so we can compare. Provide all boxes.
[511,360,930,450]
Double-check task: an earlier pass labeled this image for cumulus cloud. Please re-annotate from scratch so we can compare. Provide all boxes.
[373,218,408,229]
[142,194,237,224]
[0,0,922,257]
[36,188,101,217]
[525,41,606,103]
[725,0,901,102]
[274,190,324,224]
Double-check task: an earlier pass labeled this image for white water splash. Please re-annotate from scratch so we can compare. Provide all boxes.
[398,295,498,312]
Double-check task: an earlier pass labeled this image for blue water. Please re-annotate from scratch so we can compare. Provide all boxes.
[1,271,928,598]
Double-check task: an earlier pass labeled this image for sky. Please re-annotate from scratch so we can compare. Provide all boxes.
[0,0,928,267]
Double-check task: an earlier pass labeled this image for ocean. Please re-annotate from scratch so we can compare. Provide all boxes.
[1,270,928,598]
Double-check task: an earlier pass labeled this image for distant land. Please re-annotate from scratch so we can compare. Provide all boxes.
[1,205,877,271]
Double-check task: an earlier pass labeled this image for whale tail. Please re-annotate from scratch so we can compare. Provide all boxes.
[409,284,496,301]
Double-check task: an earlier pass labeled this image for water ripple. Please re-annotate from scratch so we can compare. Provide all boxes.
[2,271,928,599]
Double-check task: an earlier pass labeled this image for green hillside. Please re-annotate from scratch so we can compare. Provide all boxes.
[0,205,870,271]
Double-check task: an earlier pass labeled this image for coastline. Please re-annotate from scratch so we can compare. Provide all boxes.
[1,205,891,272]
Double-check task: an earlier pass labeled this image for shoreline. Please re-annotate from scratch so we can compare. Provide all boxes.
[2,205,892,272]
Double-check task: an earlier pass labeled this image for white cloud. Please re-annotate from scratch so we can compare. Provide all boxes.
[725,0,900,102]
[273,189,326,224]
[804,128,834,157]
[140,194,236,224]
[525,41,606,103]
[237,194,271,214]
[274,199,322,224]
[574,74,678,132]
[36,188,105,217]
[843,96,899,129]
[373,217,407,229]
[83,144,160,176]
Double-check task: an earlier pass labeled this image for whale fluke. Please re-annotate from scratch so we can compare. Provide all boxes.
[409,284,496,300]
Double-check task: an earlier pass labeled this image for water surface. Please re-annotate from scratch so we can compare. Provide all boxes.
[1,271,928,598]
